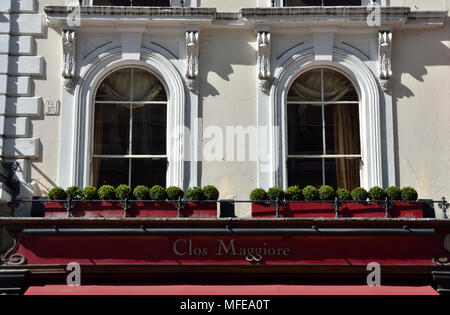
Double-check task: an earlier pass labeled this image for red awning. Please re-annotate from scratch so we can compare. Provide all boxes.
[25,285,439,295]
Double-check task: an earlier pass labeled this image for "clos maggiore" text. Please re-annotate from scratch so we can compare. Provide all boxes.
[172,239,291,257]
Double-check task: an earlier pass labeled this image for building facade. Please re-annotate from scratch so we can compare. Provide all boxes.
[0,0,448,218]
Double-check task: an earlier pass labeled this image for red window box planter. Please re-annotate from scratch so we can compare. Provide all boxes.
[182,202,218,218]
[341,202,423,218]
[251,202,336,218]
[45,201,218,218]
[44,202,124,218]
[341,202,386,218]
[284,202,336,218]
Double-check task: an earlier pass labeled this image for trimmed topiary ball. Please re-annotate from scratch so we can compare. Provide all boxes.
[98,185,116,200]
[203,185,220,201]
[336,188,352,201]
[116,184,132,200]
[166,186,184,201]
[133,185,150,201]
[82,186,98,200]
[368,186,387,201]
[386,186,401,201]
[303,185,319,201]
[66,186,83,200]
[352,187,369,201]
[48,187,68,201]
[186,187,205,201]
[149,185,168,201]
[250,188,269,202]
[401,187,418,201]
[319,185,336,201]
[267,186,285,201]
[285,186,303,201]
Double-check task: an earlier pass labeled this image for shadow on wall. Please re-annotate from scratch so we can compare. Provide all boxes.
[391,18,450,187]
[198,30,256,100]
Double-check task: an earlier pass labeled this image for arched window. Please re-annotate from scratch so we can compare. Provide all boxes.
[287,68,361,191]
[92,67,168,188]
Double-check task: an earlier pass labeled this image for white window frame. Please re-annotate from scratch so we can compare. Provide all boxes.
[59,47,186,189]
[92,66,169,187]
[286,67,362,187]
[258,47,383,190]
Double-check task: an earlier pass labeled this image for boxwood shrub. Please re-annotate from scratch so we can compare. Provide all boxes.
[267,186,285,201]
[66,186,83,200]
[82,186,98,200]
[48,187,67,201]
[285,186,303,201]
[166,186,185,201]
[149,185,168,201]
[336,188,352,201]
[98,185,116,200]
[368,186,387,201]
[133,185,150,201]
[385,186,401,201]
[116,184,132,200]
[186,187,205,201]
[401,187,418,201]
[203,185,220,201]
[319,185,336,201]
[303,186,319,201]
[351,187,369,201]
[250,188,269,202]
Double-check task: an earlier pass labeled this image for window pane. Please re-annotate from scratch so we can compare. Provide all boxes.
[285,0,361,6]
[325,103,360,155]
[93,0,171,6]
[287,158,361,191]
[132,104,167,155]
[92,158,129,188]
[288,69,322,102]
[132,0,171,6]
[287,103,323,155]
[94,103,130,155]
[322,69,357,102]
[96,68,132,102]
[287,159,323,188]
[132,68,167,102]
[132,159,167,188]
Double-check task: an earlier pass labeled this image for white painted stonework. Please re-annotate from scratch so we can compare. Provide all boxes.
[0,0,44,204]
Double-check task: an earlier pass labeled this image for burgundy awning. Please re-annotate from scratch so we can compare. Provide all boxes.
[25,285,439,295]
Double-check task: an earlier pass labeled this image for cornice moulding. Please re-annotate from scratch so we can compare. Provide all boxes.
[44,6,447,29]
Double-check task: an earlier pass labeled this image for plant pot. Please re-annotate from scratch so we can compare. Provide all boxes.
[284,202,336,218]
[45,201,124,218]
[182,202,218,218]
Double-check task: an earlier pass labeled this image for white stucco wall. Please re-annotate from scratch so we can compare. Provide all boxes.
[199,29,257,216]
[392,15,450,205]
[199,0,257,11]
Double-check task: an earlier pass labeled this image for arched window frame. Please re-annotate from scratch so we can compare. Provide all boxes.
[259,48,383,190]
[91,66,169,187]
[61,47,186,189]
[286,66,362,189]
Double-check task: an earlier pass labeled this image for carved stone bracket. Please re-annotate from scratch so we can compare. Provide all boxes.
[257,30,271,93]
[186,30,199,92]
[379,31,392,93]
[62,29,77,92]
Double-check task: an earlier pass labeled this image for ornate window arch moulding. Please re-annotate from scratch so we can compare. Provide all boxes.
[264,47,383,190]
[70,47,185,189]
